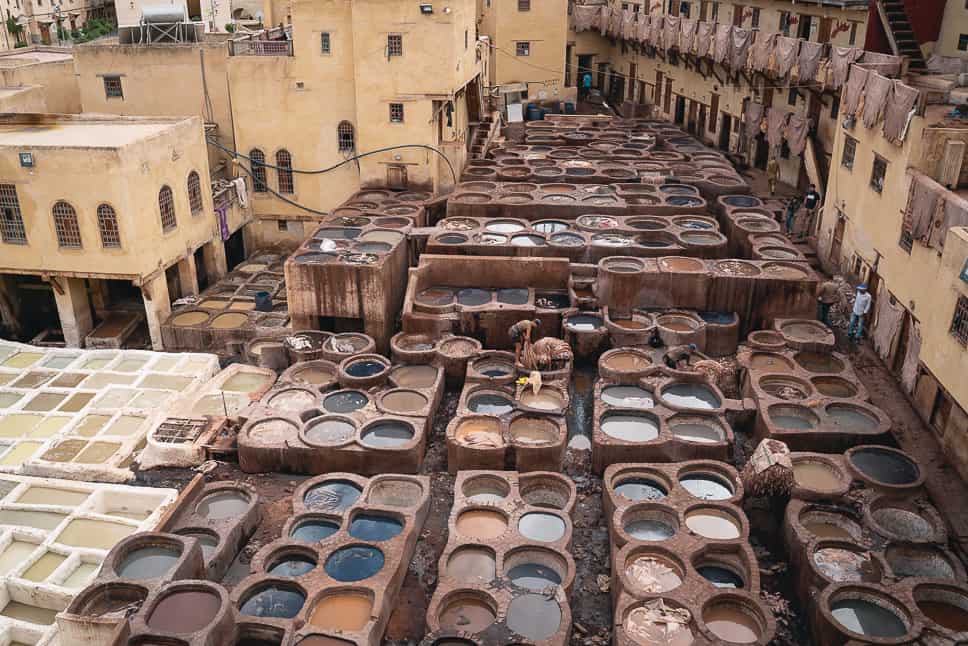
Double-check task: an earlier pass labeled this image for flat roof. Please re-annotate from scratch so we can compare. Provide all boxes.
[0,118,185,148]
[0,50,73,64]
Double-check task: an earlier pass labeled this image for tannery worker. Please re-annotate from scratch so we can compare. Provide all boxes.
[508,319,541,364]
[815,275,843,326]
[665,343,697,370]
[848,284,872,341]
[766,156,780,196]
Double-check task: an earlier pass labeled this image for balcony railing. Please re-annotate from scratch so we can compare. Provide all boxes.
[229,38,292,56]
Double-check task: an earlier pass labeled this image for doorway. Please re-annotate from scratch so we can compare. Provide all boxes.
[674,95,686,125]
[830,215,845,269]
[194,248,209,292]
[578,55,593,91]
[753,132,769,169]
[224,229,246,271]
[718,113,731,150]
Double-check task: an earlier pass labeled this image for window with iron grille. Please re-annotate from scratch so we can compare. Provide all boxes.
[516,41,530,56]
[52,201,82,248]
[187,171,203,215]
[518,0,530,10]
[750,7,759,28]
[158,185,177,232]
[320,31,331,54]
[871,154,887,193]
[337,121,355,151]
[97,204,120,248]
[841,135,856,170]
[951,295,968,345]
[103,75,123,99]
[387,34,403,57]
[276,150,294,194]
[250,149,267,192]
[898,230,914,253]
[0,184,26,244]
[389,103,404,123]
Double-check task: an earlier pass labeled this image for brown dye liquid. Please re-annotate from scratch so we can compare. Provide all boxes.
[172,311,209,326]
[919,601,968,632]
[1,602,57,625]
[456,510,508,539]
[446,548,496,582]
[804,522,854,541]
[295,367,335,385]
[74,441,120,463]
[249,419,298,444]
[382,390,428,412]
[438,599,496,632]
[509,418,556,444]
[605,352,650,371]
[59,392,95,412]
[308,593,372,631]
[455,419,502,447]
[703,606,760,643]
[613,319,648,329]
[749,354,794,372]
[42,439,86,462]
[391,365,438,388]
[519,390,563,411]
[793,462,842,492]
[211,313,248,329]
[661,257,703,271]
[685,510,740,539]
[147,590,221,632]
[296,637,355,646]
[658,319,695,332]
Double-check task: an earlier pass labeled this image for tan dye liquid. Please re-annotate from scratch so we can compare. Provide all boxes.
[22,552,66,582]
[509,418,556,444]
[80,357,113,370]
[62,562,98,588]
[294,366,335,385]
[222,372,271,392]
[793,462,842,492]
[308,593,373,631]
[107,415,145,437]
[0,442,42,465]
[172,311,210,326]
[75,415,111,437]
[56,519,135,549]
[658,319,695,332]
[140,374,193,391]
[198,299,229,309]
[29,416,70,438]
[685,510,741,539]
[152,356,179,371]
[382,390,428,412]
[1,352,44,368]
[59,392,95,412]
[107,509,150,521]
[1,601,57,625]
[0,392,22,408]
[391,365,438,388]
[42,439,85,462]
[0,541,36,574]
[229,301,257,312]
[82,373,135,389]
[0,414,41,438]
[12,371,55,388]
[605,352,651,373]
[704,606,760,643]
[612,319,648,329]
[23,392,67,411]
[455,419,502,447]
[16,487,89,506]
[50,373,85,388]
[804,521,854,541]
[211,312,248,329]
[115,358,148,372]
[519,390,563,411]
[74,441,120,464]
[0,510,67,530]
[456,510,508,539]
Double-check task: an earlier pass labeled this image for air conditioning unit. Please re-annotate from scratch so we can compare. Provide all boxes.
[938,139,966,188]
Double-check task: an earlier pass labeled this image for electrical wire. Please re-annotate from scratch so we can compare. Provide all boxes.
[233,159,330,216]
[206,138,458,185]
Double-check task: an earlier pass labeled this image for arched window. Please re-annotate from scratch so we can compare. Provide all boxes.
[276,149,294,194]
[158,185,177,231]
[187,170,203,215]
[337,121,355,151]
[97,204,121,248]
[52,201,81,248]
[250,148,267,192]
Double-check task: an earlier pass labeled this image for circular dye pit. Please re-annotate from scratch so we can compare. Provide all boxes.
[117,546,180,579]
[679,473,734,500]
[303,418,356,446]
[148,589,220,632]
[455,418,503,449]
[749,353,795,372]
[799,510,862,541]
[380,390,428,414]
[813,546,874,582]
[812,376,857,398]
[849,447,920,486]
[360,421,414,448]
[325,546,384,582]
[625,554,683,593]
[702,600,762,644]
[472,359,514,379]
[533,220,569,234]
[438,595,496,633]
[768,404,819,431]
[507,594,562,641]
[698,565,745,588]
[267,390,317,414]
[670,419,725,444]
[885,544,957,579]
[308,592,373,632]
[456,509,508,540]
[602,351,651,373]
[467,393,514,415]
[793,459,844,493]
[827,404,879,432]
[456,288,491,306]
[210,312,249,329]
[518,388,564,412]
[322,390,368,414]
[303,480,362,512]
[661,383,721,410]
[915,586,968,632]
[172,311,210,327]
[601,386,654,408]
[795,352,844,373]
[344,359,387,379]
[247,418,299,445]
[870,505,935,541]
[505,549,564,590]
[462,475,509,503]
[506,413,557,446]
[758,375,809,400]
[177,531,217,561]
[518,512,566,542]
[195,490,250,520]
[268,554,316,577]
[600,413,660,442]
[550,232,584,245]
[446,547,496,583]
[390,365,438,388]
[496,288,529,305]
[239,584,305,618]
[349,514,403,542]
[624,513,677,542]
[685,509,741,540]
[565,314,604,332]
[416,287,455,306]
[365,478,423,508]
[830,598,907,638]
[290,519,340,542]
[615,477,667,501]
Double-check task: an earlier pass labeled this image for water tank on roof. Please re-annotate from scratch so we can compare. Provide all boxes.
[141,4,188,23]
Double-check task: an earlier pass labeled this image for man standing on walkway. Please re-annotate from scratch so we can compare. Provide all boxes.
[815,275,842,326]
[785,196,801,236]
[766,156,780,196]
[848,284,872,341]
[580,71,593,101]
[801,184,821,238]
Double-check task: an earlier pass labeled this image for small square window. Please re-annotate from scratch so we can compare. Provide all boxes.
[389,102,404,122]
[320,32,331,54]
[750,7,759,28]
[518,0,530,10]
[103,75,123,99]
[277,220,288,231]
[516,41,530,56]
[871,155,887,193]
[899,229,914,253]
[841,136,856,170]
[951,295,968,345]
[959,34,968,51]
[387,34,403,56]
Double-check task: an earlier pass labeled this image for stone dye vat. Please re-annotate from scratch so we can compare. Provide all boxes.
[782,445,968,644]
[240,473,430,645]
[239,362,444,474]
[161,250,291,356]
[592,360,740,473]
[286,211,416,354]
[428,214,729,262]
[0,340,218,482]
[447,357,569,473]
[603,462,776,645]
[0,473,175,646]
[738,328,892,452]
[424,471,576,644]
